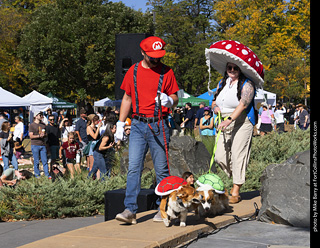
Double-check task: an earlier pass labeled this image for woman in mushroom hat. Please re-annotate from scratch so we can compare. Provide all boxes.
[206,40,264,204]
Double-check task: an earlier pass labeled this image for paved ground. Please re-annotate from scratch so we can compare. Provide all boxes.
[186,220,310,248]
[0,215,105,248]
[0,192,310,248]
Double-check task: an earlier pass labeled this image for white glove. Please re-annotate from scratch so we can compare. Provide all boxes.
[155,92,174,108]
[115,121,125,141]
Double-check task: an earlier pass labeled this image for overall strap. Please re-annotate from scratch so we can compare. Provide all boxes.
[133,62,139,114]
[154,65,167,116]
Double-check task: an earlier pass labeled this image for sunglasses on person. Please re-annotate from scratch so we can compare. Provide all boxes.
[227,65,240,71]
[49,118,55,121]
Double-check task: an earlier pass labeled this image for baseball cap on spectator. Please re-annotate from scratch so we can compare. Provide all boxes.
[140,36,166,58]
[35,111,43,116]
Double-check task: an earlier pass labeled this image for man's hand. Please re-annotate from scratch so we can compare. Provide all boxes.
[115,121,126,141]
[155,92,174,108]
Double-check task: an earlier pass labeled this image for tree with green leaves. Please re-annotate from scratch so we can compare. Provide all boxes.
[18,0,153,103]
[148,0,218,95]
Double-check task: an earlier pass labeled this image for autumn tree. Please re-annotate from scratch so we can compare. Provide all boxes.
[17,0,153,102]
[212,0,310,103]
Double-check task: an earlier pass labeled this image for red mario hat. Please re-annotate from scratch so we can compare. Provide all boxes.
[140,36,166,58]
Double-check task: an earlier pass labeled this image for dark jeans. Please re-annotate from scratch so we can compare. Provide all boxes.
[88,151,112,181]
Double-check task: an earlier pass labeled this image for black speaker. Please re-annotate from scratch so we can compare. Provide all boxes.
[104,188,158,221]
[115,33,152,100]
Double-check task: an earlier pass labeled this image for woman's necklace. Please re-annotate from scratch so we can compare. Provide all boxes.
[229,79,238,88]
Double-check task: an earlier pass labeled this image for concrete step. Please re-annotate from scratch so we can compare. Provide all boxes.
[19,192,261,248]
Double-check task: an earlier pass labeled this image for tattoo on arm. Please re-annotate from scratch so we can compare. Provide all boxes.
[240,81,255,108]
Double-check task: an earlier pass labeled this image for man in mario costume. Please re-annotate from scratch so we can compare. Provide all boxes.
[115,36,179,224]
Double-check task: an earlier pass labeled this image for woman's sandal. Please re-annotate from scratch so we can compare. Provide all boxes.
[229,187,241,204]
[229,195,241,204]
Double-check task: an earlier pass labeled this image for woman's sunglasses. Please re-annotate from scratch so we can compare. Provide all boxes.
[227,65,240,71]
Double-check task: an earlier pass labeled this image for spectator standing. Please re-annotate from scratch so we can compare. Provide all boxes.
[88,122,116,181]
[13,116,24,142]
[0,121,19,171]
[114,36,179,224]
[287,104,296,125]
[86,114,102,172]
[297,104,309,130]
[181,102,194,133]
[274,103,286,133]
[194,102,206,134]
[59,132,80,179]
[45,108,58,124]
[75,108,88,166]
[3,110,10,121]
[46,114,61,171]
[0,112,8,131]
[60,118,75,143]
[173,108,182,133]
[199,107,215,137]
[259,103,274,136]
[29,112,51,179]
[57,110,65,125]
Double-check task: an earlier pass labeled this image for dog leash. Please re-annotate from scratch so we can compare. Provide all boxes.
[148,92,170,175]
[209,112,229,173]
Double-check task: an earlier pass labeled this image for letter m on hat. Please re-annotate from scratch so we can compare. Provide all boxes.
[153,41,163,50]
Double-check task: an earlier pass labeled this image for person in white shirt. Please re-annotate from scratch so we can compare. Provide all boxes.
[274,103,286,133]
[59,118,75,143]
[13,116,24,142]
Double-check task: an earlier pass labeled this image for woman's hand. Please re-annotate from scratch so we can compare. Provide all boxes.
[217,119,232,131]
[213,106,221,114]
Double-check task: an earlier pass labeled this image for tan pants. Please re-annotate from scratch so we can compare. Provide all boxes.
[214,112,253,185]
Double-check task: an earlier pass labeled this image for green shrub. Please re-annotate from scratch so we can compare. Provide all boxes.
[0,169,154,221]
[0,129,310,221]
[210,129,310,193]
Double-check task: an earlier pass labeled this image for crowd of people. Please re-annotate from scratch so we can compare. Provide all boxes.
[0,99,310,188]
[0,106,128,186]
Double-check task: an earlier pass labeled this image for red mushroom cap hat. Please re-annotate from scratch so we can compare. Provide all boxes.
[140,36,166,58]
[205,40,264,89]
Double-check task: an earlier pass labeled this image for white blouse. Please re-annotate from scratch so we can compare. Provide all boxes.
[215,77,240,114]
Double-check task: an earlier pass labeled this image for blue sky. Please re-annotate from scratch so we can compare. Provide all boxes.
[111,0,149,12]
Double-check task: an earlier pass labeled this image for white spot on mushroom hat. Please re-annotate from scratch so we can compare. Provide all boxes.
[205,40,264,89]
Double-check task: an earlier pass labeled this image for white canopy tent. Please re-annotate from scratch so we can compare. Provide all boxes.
[254,89,277,109]
[22,90,53,122]
[0,87,30,107]
[94,97,122,107]
[94,97,112,107]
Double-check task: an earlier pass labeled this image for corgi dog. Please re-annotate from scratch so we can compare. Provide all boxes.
[159,184,200,227]
[196,184,230,218]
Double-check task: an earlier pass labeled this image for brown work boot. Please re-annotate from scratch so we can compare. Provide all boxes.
[115,209,137,224]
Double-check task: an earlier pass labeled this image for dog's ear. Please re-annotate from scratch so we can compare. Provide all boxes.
[192,198,200,204]
[177,192,187,198]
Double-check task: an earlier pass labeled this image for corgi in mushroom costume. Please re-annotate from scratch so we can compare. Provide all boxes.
[155,176,200,227]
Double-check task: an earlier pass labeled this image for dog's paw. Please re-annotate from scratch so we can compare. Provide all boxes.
[163,218,170,227]
[180,222,186,227]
